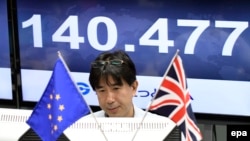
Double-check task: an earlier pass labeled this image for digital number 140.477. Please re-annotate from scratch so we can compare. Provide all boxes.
[22,14,248,56]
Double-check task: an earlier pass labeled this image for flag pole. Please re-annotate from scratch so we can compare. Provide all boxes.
[57,51,108,141]
[131,49,180,141]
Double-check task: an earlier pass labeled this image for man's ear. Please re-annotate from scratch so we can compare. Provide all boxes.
[131,80,138,96]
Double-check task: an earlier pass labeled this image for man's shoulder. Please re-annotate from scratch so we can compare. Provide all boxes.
[83,106,166,118]
[133,106,165,118]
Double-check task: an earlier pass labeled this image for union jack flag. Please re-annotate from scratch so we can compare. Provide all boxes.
[149,52,203,141]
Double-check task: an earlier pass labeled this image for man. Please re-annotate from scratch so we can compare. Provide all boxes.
[88,50,162,118]
[78,50,177,141]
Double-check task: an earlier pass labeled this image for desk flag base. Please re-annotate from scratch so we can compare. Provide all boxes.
[163,126,181,141]
[18,128,70,141]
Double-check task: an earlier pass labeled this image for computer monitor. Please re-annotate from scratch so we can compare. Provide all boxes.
[15,0,250,122]
[0,0,15,107]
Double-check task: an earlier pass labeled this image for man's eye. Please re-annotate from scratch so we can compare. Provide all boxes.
[97,89,105,93]
[113,87,120,90]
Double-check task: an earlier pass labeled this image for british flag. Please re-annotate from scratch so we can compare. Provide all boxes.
[149,53,203,141]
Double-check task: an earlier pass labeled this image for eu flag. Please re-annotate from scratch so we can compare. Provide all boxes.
[26,56,90,141]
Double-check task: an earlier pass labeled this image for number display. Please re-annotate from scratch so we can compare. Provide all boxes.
[88,16,117,51]
[215,21,248,56]
[52,16,84,49]
[17,0,250,118]
[177,19,210,55]
[22,14,43,48]
[139,18,174,53]
[21,14,248,56]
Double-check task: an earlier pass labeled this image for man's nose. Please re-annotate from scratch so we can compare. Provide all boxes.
[106,91,115,104]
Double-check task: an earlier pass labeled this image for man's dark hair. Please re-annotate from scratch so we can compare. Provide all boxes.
[89,50,137,91]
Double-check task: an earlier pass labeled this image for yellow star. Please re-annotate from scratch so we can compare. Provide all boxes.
[50,94,53,100]
[59,104,65,111]
[55,94,61,100]
[57,115,63,122]
[54,125,58,131]
[47,103,51,109]
[48,114,52,120]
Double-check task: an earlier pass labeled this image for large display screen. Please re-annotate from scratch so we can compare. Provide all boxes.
[16,0,250,117]
[0,0,13,101]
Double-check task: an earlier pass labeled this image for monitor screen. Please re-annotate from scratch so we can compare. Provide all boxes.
[16,0,250,118]
[0,0,13,102]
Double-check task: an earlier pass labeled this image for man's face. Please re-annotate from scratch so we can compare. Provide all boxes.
[95,76,138,117]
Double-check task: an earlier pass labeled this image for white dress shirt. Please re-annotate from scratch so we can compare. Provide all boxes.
[85,105,164,118]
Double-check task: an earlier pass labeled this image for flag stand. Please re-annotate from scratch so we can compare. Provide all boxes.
[163,126,181,141]
[18,128,70,141]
